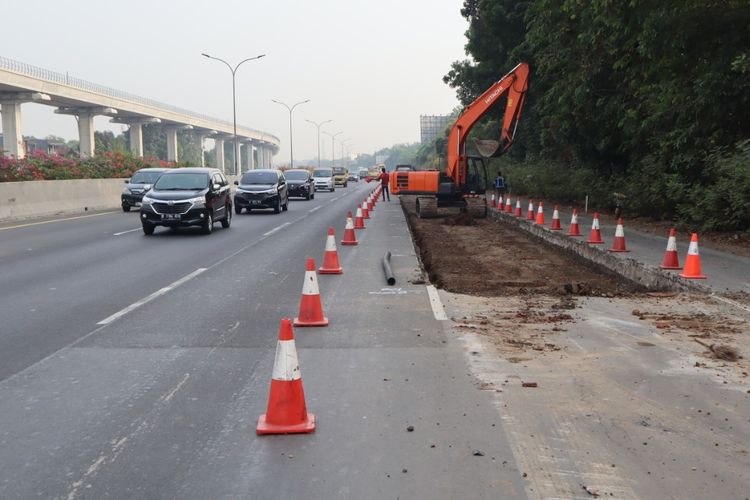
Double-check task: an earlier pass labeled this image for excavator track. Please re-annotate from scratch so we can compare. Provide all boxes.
[466,197,488,218]
[416,197,438,219]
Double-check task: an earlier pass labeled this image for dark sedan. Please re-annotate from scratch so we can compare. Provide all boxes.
[284,169,315,200]
[234,169,289,214]
[121,168,168,211]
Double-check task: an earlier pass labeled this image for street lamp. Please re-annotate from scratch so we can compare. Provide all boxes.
[201,52,265,175]
[305,119,332,169]
[323,130,343,169]
[340,138,351,164]
[271,99,310,169]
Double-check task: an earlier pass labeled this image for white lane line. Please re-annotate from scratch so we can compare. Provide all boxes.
[0,211,119,231]
[426,285,448,321]
[113,228,141,236]
[308,206,322,213]
[329,196,340,203]
[263,222,291,237]
[96,268,207,325]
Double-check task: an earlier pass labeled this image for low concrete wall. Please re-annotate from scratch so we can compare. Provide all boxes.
[490,207,712,294]
[0,175,242,221]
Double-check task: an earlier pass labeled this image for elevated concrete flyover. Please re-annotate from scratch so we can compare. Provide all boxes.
[0,56,279,172]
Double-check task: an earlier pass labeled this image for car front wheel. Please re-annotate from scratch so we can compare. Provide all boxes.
[234,204,242,215]
[273,198,281,214]
[122,204,131,212]
[202,212,213,234]
[142,223,155,235]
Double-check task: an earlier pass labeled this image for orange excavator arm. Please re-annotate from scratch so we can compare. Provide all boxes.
[447,62,530,188]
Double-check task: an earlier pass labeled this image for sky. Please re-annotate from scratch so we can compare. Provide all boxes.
[3,0,469,163]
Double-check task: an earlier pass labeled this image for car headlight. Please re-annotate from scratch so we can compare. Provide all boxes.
[122,187,132,194]
[141,196,153,206]
[187,196,206,207]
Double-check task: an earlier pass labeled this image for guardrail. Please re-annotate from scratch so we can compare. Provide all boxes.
[0,55,279,144]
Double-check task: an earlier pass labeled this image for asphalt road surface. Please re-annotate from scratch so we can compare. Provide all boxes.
[0,184,525,499]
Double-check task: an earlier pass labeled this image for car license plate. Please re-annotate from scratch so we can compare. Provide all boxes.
[251,200,261,205]
[134,202,141,207]
[161,214,181,221]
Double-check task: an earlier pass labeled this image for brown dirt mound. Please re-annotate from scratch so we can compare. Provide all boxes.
[403,196,643,297]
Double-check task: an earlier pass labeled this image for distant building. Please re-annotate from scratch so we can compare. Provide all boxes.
[0,134,71,156]
[420,115,452,144]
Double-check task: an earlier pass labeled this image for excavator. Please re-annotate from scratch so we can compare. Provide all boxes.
[391,62,530,218]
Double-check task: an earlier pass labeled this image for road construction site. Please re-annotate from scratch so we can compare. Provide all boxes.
[404,195,750,499]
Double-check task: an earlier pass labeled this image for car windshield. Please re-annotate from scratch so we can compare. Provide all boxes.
[153,173,208,190]
[241,171,277,184]
[313,170,332,178]
[130,171,163,184]
[332,167,345,175]
[284,170,309,180]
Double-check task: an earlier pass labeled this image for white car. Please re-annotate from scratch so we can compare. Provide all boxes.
[313,168,335,192]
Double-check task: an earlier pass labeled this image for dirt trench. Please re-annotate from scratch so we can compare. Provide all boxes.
[402,196,643,297]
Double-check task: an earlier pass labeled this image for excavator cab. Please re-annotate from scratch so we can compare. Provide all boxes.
[464,156,489,195]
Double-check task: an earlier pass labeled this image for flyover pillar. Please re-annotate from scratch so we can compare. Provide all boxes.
[257,145,265,168]
[247,140,256,171]
[166,127,178,162]
[0,99,24,158]
[214,137,225,173]
[129,123,143,158]
[77,112,95,157]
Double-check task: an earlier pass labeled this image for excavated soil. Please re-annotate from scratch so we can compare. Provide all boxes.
[402,196,644,297]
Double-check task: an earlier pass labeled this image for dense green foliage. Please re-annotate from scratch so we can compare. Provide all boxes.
[444,0,750,231]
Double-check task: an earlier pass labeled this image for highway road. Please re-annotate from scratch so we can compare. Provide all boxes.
[0,184,525,499]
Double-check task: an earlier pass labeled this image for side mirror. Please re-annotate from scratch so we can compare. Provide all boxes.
[212,183,221,191]
[234,180,239,185]
[124,179,130,184]
[143,184,152,191]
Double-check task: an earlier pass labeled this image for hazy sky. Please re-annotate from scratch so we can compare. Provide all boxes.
[3,0,469,163]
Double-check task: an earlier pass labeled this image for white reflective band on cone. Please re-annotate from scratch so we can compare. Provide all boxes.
[528,203,533,210]
[688,241,700,255]
[345,218,354,229]
[325,235,337,251]
[592,218,600,230]
[516,200,521,208]
[356,208,363,217]
[571,213,578,223]
[615,224,624,237]
[538,206,543,214]
[666,236,677,251]
[301,271,320,295]
[272,339,301,381]
[553,210,559,218]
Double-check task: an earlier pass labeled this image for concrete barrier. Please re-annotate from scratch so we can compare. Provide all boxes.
[0,175,242,222]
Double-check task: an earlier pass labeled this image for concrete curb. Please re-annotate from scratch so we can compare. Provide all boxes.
[490,207,713,294]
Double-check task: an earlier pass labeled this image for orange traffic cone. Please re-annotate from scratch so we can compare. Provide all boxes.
[361,201,370,219]
[368,194,375,212]
[659,228,681,270]
[354,207,366,229]
[294,258,329,327]
[609,218,630,252]
[550,205,562,230]
[568,209,581,236]
[257,318,316,435]
[526,199,535,220]
[504,195,513,213]
[514,198,522,217]
[587,212,604,244]
[534,201,545,225]
[319,227,343,274]
[341,212,358,246]
[490,193,496,208]
[679,233,707,279]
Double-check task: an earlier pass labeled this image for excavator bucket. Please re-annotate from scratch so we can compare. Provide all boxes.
[472,138,502,158]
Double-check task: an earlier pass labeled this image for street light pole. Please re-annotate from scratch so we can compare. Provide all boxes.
[201,52,265,175]
[324,131,343,169]
[340,139,351,166]
[271,99,310,169]
[305,119,332,169]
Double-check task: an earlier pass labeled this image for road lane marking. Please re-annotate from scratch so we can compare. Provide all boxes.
[263,222,291,237]
[308,206,321,213]
[96,268,207,325]
[113,228,141,236]
[0,211,119,231]
[426,285,448,320]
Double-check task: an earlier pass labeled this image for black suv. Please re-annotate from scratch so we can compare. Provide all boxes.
[284,169,315,200]
[139,168,232,235]
[121,168,168,211]
[234,169,289,214]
